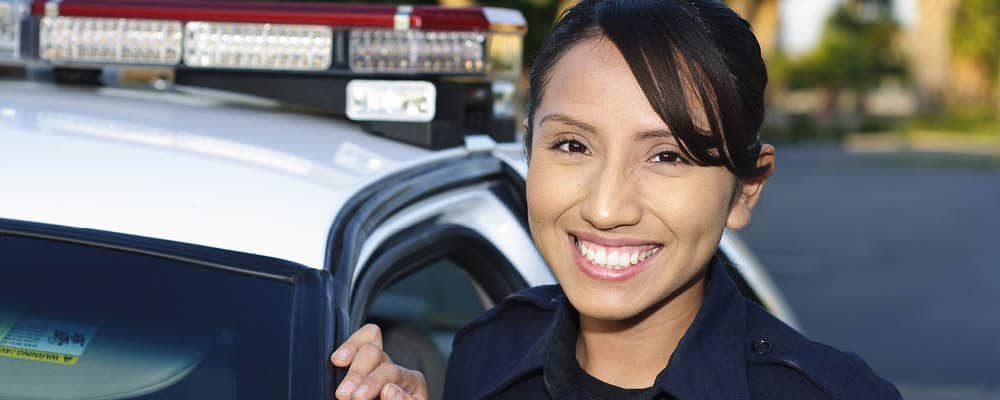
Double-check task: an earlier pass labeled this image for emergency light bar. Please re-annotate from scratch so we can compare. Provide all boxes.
[0,0,27,62]
[184,22,333,70]
[8,0,526,149]
[40,16,183,65]
[21,0,526,76]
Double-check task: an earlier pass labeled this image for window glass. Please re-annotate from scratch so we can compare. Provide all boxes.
[368,259,485,359]
[0,234,296,400]
[366,259,488,400]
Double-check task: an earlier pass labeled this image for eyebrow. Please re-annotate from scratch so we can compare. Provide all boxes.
[637,130,675,141]
[538,112,679,142]
[537,113,598,134]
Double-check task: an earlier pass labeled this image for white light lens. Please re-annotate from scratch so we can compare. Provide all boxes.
[184,22,332,71]
[349,29,486,74]
[39,16,182,65]
[0,1,26,61]
[346,80,436,122]
[487,32,523,78]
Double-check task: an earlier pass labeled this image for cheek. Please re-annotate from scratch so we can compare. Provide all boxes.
[526,160,577,229]
[638,171,733,238]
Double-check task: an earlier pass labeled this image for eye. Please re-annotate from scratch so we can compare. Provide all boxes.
[649,150,688,165]
[551,139,589,154]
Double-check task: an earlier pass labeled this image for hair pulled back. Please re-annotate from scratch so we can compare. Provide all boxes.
[526,0,769,179]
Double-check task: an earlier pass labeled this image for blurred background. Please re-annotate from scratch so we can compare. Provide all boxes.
[341,0,998,397]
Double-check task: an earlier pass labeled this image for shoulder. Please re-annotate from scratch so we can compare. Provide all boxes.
[443,285,563,399]
[743,303,901,400]
[457,284,564,338]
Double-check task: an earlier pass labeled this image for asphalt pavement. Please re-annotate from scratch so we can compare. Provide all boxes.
[739,145,1000,399]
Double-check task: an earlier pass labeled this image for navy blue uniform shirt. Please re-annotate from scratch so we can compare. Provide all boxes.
[443,257,902,399]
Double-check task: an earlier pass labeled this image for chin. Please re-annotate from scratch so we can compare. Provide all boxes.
[556,273,655,321]
[573,296,650,322]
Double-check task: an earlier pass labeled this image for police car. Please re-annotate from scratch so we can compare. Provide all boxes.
[0,1,797,399]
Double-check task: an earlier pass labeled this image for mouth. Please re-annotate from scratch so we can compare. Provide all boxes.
[568,233,663,281]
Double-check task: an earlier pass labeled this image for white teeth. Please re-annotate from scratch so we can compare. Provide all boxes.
[607,251,620,266]
[574,237,661,269]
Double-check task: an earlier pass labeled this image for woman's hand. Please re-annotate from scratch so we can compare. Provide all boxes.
[331,323,429,400]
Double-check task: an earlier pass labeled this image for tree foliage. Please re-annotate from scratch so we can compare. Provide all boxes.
[951,0,1000,85]
[783,0,906,92]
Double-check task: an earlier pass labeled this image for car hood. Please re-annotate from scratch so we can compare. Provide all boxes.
[0,80,434,269]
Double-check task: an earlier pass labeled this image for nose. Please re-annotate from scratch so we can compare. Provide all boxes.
[579,162,642,230]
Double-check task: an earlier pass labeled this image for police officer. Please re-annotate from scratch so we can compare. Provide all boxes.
[331,1,902,399]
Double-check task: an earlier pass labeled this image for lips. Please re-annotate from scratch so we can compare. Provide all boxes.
[568,234,663,281]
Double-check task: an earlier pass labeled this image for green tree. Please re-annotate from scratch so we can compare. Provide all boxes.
[951,0,1000,110]
[784,0,906,121]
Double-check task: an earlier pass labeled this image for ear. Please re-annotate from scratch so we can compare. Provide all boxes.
[522,117,533,161]
[726,144,775,229]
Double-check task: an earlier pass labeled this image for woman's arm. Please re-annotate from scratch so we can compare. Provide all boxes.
[331,324,430,400]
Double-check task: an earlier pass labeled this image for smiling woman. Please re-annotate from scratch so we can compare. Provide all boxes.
[332,1,901,399]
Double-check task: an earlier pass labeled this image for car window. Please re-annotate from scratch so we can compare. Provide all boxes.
[0,233,296,400]
[365,259,490,400]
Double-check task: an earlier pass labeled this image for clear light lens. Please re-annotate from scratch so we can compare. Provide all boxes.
[39,16,183,65]
[487,32,523,78]
[0,1,27,61]
[184,22,332,71]
[349,29,486,74]
[346,80,436,122]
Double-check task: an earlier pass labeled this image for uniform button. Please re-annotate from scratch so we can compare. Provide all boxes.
[752,338,772,355]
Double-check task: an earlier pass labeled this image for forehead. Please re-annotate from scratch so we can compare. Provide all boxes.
[537,36,705,131]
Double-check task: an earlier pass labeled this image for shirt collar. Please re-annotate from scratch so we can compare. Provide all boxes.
[653,256,751,399]
[481,256,751,399]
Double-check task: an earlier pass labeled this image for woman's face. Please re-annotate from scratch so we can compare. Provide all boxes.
[526,37,771,321]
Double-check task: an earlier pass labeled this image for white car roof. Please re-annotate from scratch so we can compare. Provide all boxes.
[0,80,440,269]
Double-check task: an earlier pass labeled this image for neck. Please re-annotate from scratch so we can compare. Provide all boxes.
[575,270,707,389]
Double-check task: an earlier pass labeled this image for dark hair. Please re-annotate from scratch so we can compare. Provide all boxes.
[525,0,769,179]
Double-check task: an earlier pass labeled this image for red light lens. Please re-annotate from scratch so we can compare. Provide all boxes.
[32,0,496,31]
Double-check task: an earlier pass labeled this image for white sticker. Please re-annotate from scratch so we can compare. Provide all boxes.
[0,312,97,365]
[0,316,97,357]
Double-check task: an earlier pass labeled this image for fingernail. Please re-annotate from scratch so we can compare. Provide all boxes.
[386,384,402,400]
[333,348,350,361]
[352,384,369,397]
[336,381,356,396]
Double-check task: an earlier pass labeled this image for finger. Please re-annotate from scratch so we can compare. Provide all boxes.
[336,367,368,400]
[338,343,390,399]
[396,369,428,400]
[354,363,404,400]
[374,368,428,400]
[331,324,383,367]
[381,383,417,400]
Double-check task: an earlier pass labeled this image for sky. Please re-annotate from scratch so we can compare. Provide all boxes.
[782,0,918,55]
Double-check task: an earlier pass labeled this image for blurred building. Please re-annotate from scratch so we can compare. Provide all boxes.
[728,0,782,58]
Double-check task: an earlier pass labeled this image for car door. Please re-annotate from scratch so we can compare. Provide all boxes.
[0,219,334,400]
[326,150,545,400]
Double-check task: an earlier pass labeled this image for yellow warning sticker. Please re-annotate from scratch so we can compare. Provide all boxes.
[0,346,79,365]
[0,306,96,366]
